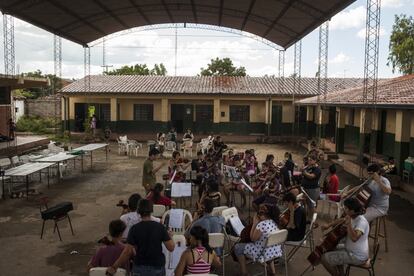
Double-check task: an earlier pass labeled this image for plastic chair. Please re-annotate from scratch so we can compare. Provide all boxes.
[209,233,225,276]
[153,204,166,218]
[285,213,317,262]
[0,158,12,170]
[212,206,229,217]
[11,156,21,166]
[89,267,127,276]
[182,140,193,158]
[127,139,142,157]
[117,135,128,155]
[221,207,241,252]
[162,209,193,234]
[249,229,289,276]
[345,243,380,276]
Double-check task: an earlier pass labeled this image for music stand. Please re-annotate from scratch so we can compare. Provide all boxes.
[240,178,254,221]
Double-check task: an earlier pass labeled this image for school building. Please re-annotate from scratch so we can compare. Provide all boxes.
[297,74,414,174]
[59,75,366,136]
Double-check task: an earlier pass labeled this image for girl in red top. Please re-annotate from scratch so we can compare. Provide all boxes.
[325,164,340,202]
[147,183,176,207]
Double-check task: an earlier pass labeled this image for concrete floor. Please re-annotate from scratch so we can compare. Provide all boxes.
[0,143,413,276]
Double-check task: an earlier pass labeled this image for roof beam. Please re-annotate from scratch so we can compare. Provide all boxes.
[91,0,130,29]
[161,0,175,23]
[190,0,198,23]
[46,0,106,35]
[241,0,257,30]
[262,0,297,38]
[129,0,152,24]
[218,0,224,26]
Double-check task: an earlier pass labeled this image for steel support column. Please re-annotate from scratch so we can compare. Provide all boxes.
[84,46,91,113]
[278,50,285,93]
[53,34,62,133]
[316,21,329,142]
[292,40,302,136]
[3,14,15,76]
[359,0,381,175]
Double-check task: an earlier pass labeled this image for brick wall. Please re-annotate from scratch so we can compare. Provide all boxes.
[26,96,61,118]
[0,105,11,135]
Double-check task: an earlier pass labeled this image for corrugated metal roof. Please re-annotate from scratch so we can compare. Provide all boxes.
[60,75,368,96]
[0,0,356,48]
[297,74,414,107]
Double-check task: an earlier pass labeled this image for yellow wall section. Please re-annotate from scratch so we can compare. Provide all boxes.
[386,110,396,134]
[282,103,294,123]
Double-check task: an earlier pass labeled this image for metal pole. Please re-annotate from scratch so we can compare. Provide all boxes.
[317,21,329,142]
[292,40,302,137]
[360,0,381,175]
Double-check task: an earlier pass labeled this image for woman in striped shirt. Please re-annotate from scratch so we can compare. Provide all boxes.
[175,226,221,275]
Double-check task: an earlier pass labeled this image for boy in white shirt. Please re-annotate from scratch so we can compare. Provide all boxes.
[321,198,370,276]
[120,193,160,239]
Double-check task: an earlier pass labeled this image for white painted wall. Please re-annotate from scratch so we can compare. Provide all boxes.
[14,100,25,122]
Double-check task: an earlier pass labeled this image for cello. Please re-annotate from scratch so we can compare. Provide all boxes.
[307,176,375,266]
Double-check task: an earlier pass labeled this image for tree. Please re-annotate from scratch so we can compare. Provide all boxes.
[105,63,167,76]
[387,14,414,75]
[200,57,246,76]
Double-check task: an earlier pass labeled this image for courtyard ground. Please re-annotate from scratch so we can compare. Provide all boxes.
[0,142,413,276]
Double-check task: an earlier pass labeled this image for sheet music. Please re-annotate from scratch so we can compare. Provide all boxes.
[169,209,184,229]
[169,170,177,184]
[171,182,192,197]
[240,178,254,193]
[229,216,245,236]
[224,165,240,179]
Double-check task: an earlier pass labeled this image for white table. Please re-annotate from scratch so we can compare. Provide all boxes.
[36,152,78,181]
[3,162,55,199]
[73,143,109,171]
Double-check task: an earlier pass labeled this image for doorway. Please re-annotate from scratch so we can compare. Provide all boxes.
[171,104,193,133]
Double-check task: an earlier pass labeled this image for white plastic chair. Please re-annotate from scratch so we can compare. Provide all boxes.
[250,229,289,276]
[212,206,229,217]
[11,156,21,166]
[19,155,31,164]
[285,213,318,263]
[162,209,193,234]
[182,140,193,158]
[209,233,225,275]
[127,140,142,157]
[221,207,241,251]
[117,135,128,155]
[89,267,126,276]
[153,204,166,218]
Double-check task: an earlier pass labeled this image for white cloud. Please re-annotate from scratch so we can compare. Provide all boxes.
[330,6,366,30]
[329,52,350,64]
[356,27,387,39]
[382,0,403,7]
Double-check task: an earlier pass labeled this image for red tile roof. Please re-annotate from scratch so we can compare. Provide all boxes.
[60,75,367,97]
[297,74,414,107]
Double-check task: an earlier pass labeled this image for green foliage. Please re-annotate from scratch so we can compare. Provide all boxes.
[200,57,246,76]
[105,63,168,75]
[387,14,414,75]
[16,116,58,134]
[17,69,63,99]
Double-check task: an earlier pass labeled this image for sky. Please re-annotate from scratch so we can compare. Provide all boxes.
[0,0,413,79]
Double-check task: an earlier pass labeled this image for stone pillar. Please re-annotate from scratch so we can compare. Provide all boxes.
[110,97,117,131]
[394,111,411,174]
[213,98,220,123]
[370,109,381,154]
[358,109,371,159]
[161,98,168,122]
[306,106,314,140]
[336,107,345,153]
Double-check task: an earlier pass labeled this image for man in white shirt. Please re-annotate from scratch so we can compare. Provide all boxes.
[321,198,370,276]
[364,163,392,222]
[120,193,160,239]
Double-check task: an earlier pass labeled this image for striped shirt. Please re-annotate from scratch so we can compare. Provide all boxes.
[186,247,211,274]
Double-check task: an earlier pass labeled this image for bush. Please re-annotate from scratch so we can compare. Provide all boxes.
[16,116,59,134]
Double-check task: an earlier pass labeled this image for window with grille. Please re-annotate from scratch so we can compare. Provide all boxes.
[100,104,110,121]
[134,104,153,121]
[195,105,213,122]
[230,105,250,122]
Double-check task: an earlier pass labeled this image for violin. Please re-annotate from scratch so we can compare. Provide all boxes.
[176,158,189,164]
[278,208,290,229]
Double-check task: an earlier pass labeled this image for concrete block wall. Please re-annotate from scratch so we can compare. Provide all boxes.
[26,97,61,118]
